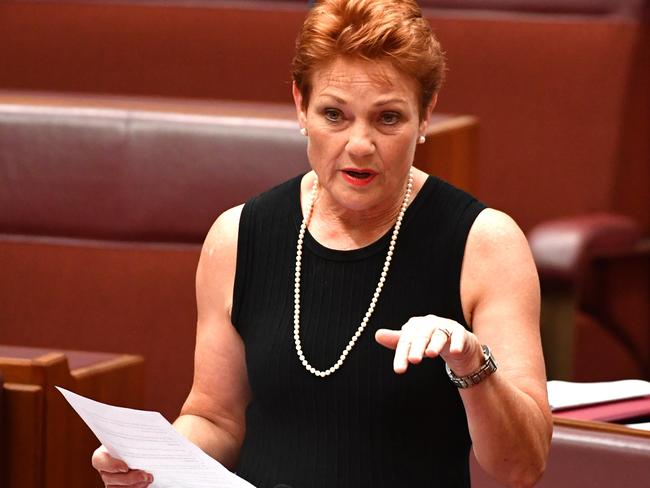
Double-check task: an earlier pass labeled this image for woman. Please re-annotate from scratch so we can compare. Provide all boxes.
[93,0,552,486]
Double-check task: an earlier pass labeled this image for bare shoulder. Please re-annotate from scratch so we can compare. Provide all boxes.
[201,205,244,258]
[196,204,244,318]
[461,208,540,324]
[466,208,530,257]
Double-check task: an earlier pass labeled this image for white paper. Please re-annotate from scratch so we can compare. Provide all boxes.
[547,379,650,410]
[57,387,255,488]
[626,422,650,431]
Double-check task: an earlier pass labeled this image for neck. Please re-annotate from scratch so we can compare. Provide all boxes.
[313,198,401,250]
[304,169,419,251]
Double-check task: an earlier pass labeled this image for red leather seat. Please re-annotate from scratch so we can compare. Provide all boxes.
[471,420,650,487]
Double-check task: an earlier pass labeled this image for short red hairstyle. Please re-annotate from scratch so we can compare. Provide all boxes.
[292,0,446,119]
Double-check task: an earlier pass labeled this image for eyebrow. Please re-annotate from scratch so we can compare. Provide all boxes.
[317,93,408,107]
[373,98,409,107]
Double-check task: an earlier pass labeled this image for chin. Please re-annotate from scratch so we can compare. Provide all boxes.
[335,189,380,212]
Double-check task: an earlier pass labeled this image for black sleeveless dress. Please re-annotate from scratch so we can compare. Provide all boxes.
[232,174,486,488]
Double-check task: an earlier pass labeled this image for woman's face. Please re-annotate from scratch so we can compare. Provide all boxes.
[293,57,434,215]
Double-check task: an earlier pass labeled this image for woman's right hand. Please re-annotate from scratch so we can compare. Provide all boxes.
[92,445,154,487]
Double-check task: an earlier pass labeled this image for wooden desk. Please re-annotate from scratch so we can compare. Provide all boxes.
[0,345,144,488]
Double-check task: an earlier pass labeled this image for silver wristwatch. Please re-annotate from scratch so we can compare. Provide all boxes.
[445,345,497,389]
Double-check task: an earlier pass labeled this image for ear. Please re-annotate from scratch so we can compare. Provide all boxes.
[292,81,308,130]
[419,93,438,135]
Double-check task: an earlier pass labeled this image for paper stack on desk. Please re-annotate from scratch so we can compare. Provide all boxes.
[57,387,255,488]
[548,379,650,411]
[626,421,650,431]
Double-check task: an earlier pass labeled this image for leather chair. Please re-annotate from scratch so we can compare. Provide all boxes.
[570,238,649,381]
[529,215,650,380]
[471,419,650,487]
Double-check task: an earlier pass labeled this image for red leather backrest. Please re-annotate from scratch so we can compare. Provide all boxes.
[471,423,650,487]
[0,94,309,243]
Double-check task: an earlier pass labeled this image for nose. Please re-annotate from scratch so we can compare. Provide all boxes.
[345,122,375,157]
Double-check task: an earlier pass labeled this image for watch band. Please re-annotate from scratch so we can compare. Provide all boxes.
[445,345,497,389]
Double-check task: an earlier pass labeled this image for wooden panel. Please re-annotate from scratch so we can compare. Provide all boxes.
[416,114,478,193]
[0,2,307,101]
[0,347,145,488]
[2,383,44,488]
[0,353,70,387]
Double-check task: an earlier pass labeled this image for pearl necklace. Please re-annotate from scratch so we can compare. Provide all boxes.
[293,168,414,377]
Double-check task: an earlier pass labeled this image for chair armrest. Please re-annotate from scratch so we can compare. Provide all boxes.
[528,213,642,287]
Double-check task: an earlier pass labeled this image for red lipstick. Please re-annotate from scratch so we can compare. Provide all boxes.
[340,168,377,187]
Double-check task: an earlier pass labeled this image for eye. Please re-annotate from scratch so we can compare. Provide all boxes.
[380,111,401,125]
[323,108,343,123]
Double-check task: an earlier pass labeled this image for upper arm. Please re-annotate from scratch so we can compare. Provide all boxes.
[461,208,549,409]
[180,204,251,442]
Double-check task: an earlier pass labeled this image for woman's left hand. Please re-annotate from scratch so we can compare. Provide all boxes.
[375,315,484,375]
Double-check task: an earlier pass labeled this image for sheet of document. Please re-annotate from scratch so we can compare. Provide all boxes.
[547,379,650,410]
[626,422,650,432]
[57,387,255,488]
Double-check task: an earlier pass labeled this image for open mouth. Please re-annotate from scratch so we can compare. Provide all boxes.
[344,170,374,179]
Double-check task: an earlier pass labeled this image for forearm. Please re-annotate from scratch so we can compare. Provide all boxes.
[173,413,243,470]
[460,374,552,488]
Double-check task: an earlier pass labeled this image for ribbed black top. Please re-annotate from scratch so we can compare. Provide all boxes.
[232,174,486,488]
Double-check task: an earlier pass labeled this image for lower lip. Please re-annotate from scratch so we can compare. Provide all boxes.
[341,171,377,187]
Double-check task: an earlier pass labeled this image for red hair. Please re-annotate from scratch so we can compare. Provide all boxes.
[292,0,446,118]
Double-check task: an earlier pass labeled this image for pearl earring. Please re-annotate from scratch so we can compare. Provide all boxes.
[300,128,308,137]
[418,135,426,144]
